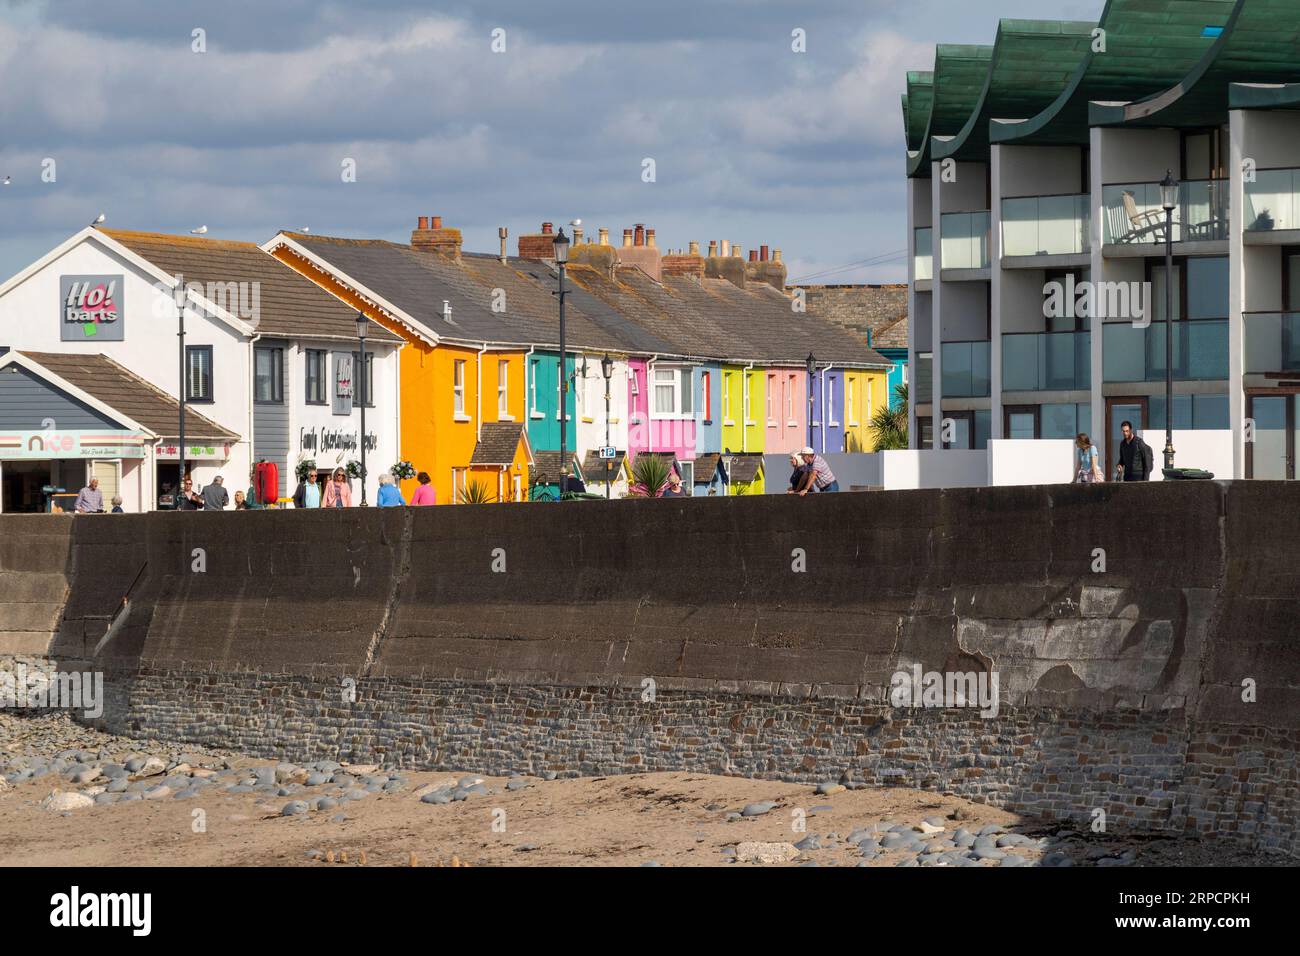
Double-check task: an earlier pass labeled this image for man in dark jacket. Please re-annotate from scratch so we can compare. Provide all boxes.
[1116,421,1154,481]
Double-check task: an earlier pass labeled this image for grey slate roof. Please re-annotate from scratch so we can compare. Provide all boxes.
[469,422,528,466]
[727,453,765,483]
[532,450,578,482]
[692,453,723,483]
[103,230,401,344]
[18,351,238,441]
[581,449,626,482]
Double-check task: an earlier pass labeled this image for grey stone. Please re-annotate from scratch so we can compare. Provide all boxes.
[281,801,309,816]
[741,801,777,817]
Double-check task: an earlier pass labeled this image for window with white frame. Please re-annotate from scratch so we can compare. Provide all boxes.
[743,372,754,423]
[847,377,858,426]
[786,374,796,423]
[652,367,692,417]
[766,373,776,424]
[722,372,733,421]
[678,460,694,494]
[828,375,839,426]
[453,360,466,416]
[529,358,540,415]
[497,359,509,417]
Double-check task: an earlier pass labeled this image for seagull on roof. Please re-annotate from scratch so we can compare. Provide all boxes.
[91,213,105,225]
[191,225,208,235]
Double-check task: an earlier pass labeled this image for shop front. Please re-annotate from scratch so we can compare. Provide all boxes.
[0,428,150,513]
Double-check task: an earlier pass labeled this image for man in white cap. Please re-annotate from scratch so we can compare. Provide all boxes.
[796,446,838,495]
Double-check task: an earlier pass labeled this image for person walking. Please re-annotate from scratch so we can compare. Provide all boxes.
[200,475,229,511]
[409,471,437,506]
[74,478,104,513]
[376,473,406,507]
[322,468,352,508]
[293,468,322,509]
[1074,433,1104,484]
[1115,421,1154,482]
[785,452,809,494]
[797,447,839,494]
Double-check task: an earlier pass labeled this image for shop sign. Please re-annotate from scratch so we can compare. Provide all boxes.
[155,443,232,461]
[0,430,148,459]
[60,275,125,341]
[299,427,377,453]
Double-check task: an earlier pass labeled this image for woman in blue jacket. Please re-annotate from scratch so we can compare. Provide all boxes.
[376,472,407,507]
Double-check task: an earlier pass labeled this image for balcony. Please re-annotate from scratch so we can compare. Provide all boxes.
[914,227,933,281]
[915,352,933,406]
[1000,194,1090,257]
[1244,168,1300,232]
[1101,179,1228,246]
[1244,312,1300,374]
[1002,330,1091,391]
[940,211,990,270]
[1102,319,1228,382]
[940,340,990,398]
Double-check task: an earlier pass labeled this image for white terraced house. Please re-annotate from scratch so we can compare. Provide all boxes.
[904,2,1300,481]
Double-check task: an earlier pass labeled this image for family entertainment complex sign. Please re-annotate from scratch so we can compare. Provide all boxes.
[60,275,125,341]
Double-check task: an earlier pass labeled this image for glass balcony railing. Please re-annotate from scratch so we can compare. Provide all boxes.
[940,211,990,269]
[1101,179,1228,245]
[1002,330,1091,391]
[915,352,933,405]
[1244,168,1300,232]
[1001,194,1090,257]
[1102,319,1228,382]
[1244,312,1300,373]
[914,227,933,281]
[940,340,991,398]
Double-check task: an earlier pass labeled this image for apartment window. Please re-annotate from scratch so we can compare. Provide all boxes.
[700,371,711,422]
[652,367,692,417]
[828,375,839,426]
[678,460,694,495]
[529,359,540,415]
[766,374,776,423]
[722,372,733,421]
[498,359,509,417]
[786,374,796,423]
[305,349,326,404]
[847,377,858,426]
[743,372,754,423]
[349,352,375,407]
[186,346,213,403]
[453,359,466,416]
[254,346,284,404]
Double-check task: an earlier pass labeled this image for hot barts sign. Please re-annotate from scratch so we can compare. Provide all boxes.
[60,275,125,341]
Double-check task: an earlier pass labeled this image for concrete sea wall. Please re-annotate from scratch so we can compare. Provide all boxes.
[1,482,1297,853]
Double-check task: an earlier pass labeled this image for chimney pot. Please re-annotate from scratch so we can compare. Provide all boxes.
[749,250,758,262]
[773,248,782,262]
[689,240,700,255]
[720,240,731,257]
[573,226,584,243]
[733,242,742,257]
[706,240,717,257]
[599,227,610,246]
[541,222,553,235]
[760,244,769,262]
[432,216,442,230]
[622,229,633,248]
[645,228,656,248]
[634,223,645,247]
[417,216,430,230]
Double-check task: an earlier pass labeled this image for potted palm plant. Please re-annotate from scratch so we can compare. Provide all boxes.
[626,454,671,497]
[869,383,909,451]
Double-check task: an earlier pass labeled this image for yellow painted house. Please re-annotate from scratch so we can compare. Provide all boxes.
[720,365,765,455]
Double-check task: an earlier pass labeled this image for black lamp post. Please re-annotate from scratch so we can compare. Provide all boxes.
[554,228,571,492]
[174,276,187,505]
[1159,169,1178,473]
[601,352,613,499]
[356,311,368,505]
[805,352,817,450]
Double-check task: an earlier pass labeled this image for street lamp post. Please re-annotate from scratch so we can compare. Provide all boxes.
[805,352,817,450]
[601,352,613,499]
[553,228,571,493]
[356,311,369,505]
[1159,170,1178,474]
[174,276,187,505]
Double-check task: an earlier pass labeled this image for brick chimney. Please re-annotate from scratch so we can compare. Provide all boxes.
[614,223,661,280]
[662,239,704,278]
[706,241,748,289]
[744,241,788,290]
[411,214,463,259]
[518,221,559,259]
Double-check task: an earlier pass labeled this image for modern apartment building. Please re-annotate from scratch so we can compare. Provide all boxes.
[904,1,1300,479]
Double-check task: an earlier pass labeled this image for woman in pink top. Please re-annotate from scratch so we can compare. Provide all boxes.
[322,468,353,508]
[409,471,437,506]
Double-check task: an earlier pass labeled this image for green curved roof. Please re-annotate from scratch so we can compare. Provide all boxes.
[933,19,1096,163]
[1090,1,1300,128]
[990,0,1234,146]
[903,71,934,153]
[906,44,993,177]
[1230,82,1300,110]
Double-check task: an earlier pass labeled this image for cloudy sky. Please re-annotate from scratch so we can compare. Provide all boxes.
[0,0,1101,286]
